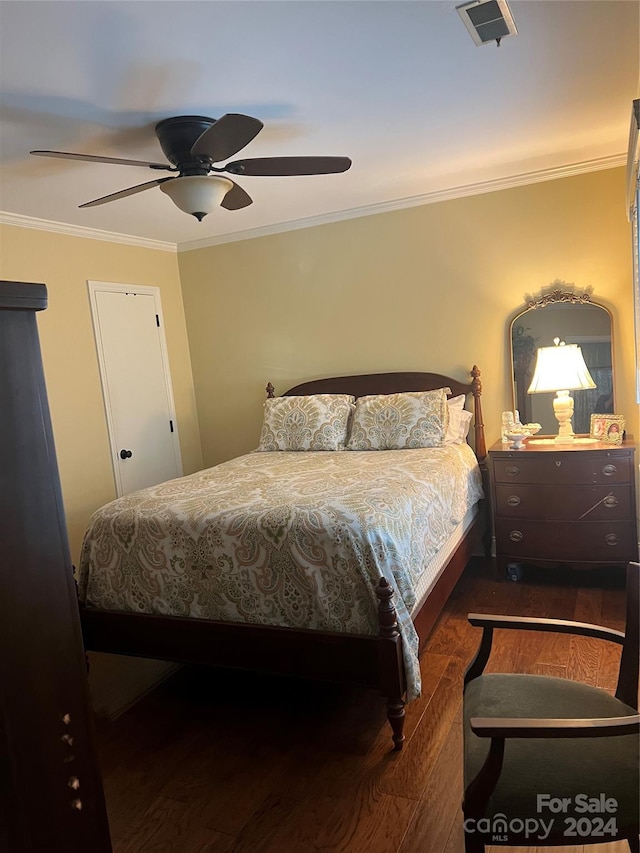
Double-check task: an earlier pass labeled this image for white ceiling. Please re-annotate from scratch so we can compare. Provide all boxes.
[1,1,638,250]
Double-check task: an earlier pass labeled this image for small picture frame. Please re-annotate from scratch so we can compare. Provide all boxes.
[590,413,625,444]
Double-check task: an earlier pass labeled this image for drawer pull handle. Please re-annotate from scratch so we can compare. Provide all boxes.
[602,464,617,477]
[603,495,619,509]
[605,534,619,547]
[555,460,562,467]
[505,466,520,477]
[509,530,523,542]
[506,495,521,507]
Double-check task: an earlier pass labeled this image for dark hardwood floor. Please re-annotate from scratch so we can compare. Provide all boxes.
[95,557,631,853]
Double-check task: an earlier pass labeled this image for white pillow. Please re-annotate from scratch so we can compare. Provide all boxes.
[258,394,355,451]
[447,394,466,412]
[445,406,473,445]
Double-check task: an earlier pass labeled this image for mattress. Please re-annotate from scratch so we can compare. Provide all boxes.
[410,502,480,617]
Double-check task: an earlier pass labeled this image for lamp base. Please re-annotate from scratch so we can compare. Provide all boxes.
[554,433,576,444]
[552,389,576,441]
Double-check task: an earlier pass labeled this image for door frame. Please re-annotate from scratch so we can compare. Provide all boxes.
[87,280,183,496]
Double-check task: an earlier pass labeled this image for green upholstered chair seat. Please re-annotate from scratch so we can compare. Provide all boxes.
[464,673,639,845]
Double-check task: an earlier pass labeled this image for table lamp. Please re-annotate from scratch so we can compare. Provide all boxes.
[527,338,596,442]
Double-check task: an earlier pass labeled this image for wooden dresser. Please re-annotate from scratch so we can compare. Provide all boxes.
[488,436,638,579]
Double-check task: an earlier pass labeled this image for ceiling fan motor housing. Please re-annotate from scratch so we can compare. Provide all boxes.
[155,116,216,170]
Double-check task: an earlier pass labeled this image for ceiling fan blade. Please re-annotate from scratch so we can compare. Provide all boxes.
[190,114,264,162]
[221,180,253,211]
[30,150,173,170]
[79,177,174,208]
[224,156,352,177]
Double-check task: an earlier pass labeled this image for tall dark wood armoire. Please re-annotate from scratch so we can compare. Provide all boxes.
[0,281,111,851]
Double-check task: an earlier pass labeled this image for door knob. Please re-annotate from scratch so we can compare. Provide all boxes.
[119,449,133,460]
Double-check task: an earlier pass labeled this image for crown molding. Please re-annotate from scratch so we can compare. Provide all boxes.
[179,153,625,251]
[0,211,177,252]
[0,152,625,253]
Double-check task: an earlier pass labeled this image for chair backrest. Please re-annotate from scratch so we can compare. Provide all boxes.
[617,561,639,708]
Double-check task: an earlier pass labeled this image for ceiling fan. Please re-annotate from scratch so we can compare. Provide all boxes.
[30,114,352,221]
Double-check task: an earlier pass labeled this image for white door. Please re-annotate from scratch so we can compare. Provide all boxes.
[88,282,183,496]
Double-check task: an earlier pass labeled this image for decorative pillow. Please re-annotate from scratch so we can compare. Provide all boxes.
[346,388,450,451]
[258,394,355,451]
[447,394,466,412]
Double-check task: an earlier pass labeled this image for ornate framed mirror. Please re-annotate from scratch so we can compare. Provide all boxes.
[509,286,613,436]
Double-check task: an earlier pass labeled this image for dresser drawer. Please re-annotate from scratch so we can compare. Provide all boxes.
[494,484,633,521]
[495,519,636,562]
[492,454,631,485]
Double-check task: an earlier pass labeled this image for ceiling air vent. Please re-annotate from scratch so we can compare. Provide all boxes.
[456,0,518,46]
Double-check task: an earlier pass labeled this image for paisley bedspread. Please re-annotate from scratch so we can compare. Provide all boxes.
[77,444,483,700]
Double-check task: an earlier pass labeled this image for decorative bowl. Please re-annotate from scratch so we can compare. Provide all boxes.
[523,423,541,436]
[505,432,529,449]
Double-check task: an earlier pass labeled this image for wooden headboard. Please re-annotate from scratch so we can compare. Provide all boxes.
[265,366,486,461]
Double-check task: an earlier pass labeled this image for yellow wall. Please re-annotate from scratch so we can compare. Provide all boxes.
[0,224,203,563]
[2,167,635,553]
[178,167,637,467]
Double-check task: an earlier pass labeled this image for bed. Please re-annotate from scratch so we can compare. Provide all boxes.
[78,367,489,749]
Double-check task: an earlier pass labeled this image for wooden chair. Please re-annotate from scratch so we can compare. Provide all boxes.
[462,561,639,852]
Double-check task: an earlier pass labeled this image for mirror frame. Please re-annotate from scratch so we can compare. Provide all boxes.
[509,286,615,431]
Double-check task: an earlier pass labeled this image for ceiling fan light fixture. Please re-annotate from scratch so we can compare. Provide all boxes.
[160,175,234,220]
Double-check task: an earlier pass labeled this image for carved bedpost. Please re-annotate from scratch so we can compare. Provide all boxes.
[470,365,486,462]
[471,366,491,557]
[375,577,406,751]
[266,382,275,398]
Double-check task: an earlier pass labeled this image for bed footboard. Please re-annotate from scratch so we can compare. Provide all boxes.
[79,601,408,748]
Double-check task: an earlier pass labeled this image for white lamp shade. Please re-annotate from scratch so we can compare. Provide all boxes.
[527,343,596,394]
[160,176,233,219]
